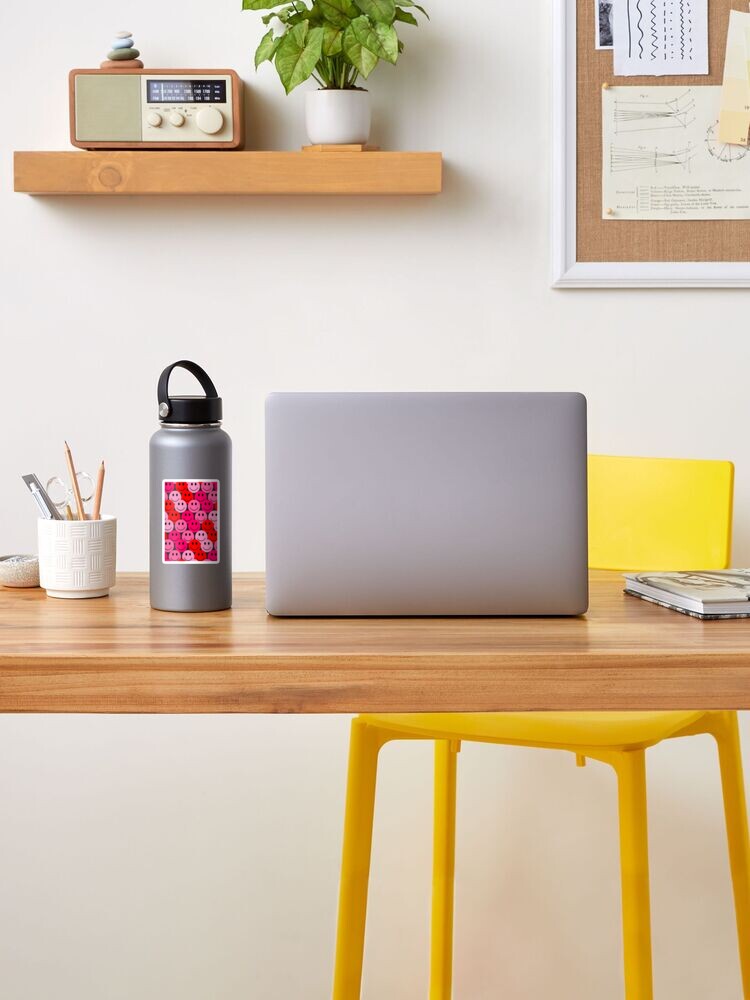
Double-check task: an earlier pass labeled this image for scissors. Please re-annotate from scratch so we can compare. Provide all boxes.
[46,471,95,517]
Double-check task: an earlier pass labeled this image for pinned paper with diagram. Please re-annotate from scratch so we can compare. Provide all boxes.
[602,86,750,219]
[718,9,750,146]
[613,0,708,75]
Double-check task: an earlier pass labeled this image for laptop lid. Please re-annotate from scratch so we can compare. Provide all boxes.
[265,392,588,616]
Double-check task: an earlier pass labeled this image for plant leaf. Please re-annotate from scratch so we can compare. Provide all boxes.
[275,22,325,92]
[243,0,287,9]
[317,0,358,28]
[350,15,398,63]
[342,22,379,76]
[354,0,396,23]
[394,7,417,25]
[393,0,428,16]
[255,28,283,67]
[321,24,344,55]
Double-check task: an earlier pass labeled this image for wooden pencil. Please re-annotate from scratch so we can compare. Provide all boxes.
[92,461,105,521]
[64,440,86,521]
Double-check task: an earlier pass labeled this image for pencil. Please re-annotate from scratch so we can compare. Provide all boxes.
[64,440,86,521]
[92,461,105,521]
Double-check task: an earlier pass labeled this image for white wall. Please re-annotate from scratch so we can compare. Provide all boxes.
[1,2,748,998]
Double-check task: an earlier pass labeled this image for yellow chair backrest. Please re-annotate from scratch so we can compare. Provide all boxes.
[588,455,734,572]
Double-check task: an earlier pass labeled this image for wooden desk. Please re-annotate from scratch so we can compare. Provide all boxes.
[1,571,749,713]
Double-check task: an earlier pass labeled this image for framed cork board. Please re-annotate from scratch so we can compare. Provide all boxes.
[552,0,750,287]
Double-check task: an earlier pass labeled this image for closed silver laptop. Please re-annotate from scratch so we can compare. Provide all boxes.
[265,392,588,616]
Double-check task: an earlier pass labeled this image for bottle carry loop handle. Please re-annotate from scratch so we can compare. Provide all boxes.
[158,361,219,419]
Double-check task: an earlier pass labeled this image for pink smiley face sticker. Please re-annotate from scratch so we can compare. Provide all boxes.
[169,529,181,543]
[182,550,195,561]
[169,490,181,503]
[195,529,208,542]
[182,530,194,542]
[195,510,207,523]
[208,510,218,523]
[195,491,206,505]
[208,490,218,506]
[207,550,218,561]
[187,499,200,513]
[169,550,182,561]
[175,519,187,532]
[200,481,212,492]
[164,482,175,493]
[200,539,213,552]
[164,539,174,552]
[164,517,174,532]
[188,481,200,493]
[175,538,188,552]
[174,499,187,513]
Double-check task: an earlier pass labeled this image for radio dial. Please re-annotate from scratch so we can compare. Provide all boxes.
[168,111,185,127]
[196,107,224,135]
[147,111,162,127]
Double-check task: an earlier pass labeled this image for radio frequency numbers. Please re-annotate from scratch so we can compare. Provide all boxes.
[146,79,227,103]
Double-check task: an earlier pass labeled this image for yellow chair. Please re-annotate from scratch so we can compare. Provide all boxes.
[332,455,749,1000]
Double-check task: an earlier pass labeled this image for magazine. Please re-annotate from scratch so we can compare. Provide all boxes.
[624,570,750,620]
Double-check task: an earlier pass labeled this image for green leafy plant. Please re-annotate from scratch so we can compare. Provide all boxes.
[243,0,428,93]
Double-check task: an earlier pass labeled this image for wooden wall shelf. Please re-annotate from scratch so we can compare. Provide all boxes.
[13,149,442,196]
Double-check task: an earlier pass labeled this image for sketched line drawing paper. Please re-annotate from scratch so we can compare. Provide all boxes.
[718,9,750,145]
[602,86,750,219]
[613,0,708,75]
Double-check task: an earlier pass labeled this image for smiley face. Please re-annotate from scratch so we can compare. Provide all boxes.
[188,538,202,552]
[200,481,212,492]
[208,510,218,523]
[195,529,208,542]
[200,539,213,552]
[174,499,187,513]
[164,538,174,552]
[195,550,207,561]
[187,499,200,514]
[208,490,218,506]
[168,550,182,561]
[194,510,207,523]
[176,538,188,552]
[169,529,181,543]
[182,530,194,542]
[182,550,195,561]
[207,550,218,561]
[164,517,174,532]
[195,491,206,505]
[169,490,181,503]
[174,518,187,532]
[188,481,200,493]
[164,482,175,493]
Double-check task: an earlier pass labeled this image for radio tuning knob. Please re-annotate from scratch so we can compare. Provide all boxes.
[196,107,224,135]
[147,111,163,127]
[168,111,185,127]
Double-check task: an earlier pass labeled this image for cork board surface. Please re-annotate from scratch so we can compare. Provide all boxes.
[576,0,749,261]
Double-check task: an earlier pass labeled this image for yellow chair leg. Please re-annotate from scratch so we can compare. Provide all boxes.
[430,740,459,1000]
[714,712,750,998]
[333,719,388,1000]
[614,749,654,1000]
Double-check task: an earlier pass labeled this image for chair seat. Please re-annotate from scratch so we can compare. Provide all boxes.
[361,711,708,750]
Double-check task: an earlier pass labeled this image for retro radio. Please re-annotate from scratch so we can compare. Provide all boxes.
[69,69,244,150]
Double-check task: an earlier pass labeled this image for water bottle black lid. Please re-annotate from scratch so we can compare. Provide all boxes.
[157,360,223,424]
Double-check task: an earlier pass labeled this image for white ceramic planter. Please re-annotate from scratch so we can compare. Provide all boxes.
[38,515,117,599]
[305,89,371,145]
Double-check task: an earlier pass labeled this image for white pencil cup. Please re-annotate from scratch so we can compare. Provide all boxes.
[37,516,117,599]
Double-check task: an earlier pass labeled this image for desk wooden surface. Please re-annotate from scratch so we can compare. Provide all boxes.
[1,572,750,713]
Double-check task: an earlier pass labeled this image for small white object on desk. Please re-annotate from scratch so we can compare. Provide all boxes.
[0,555,40,588]
[37,516,117,599]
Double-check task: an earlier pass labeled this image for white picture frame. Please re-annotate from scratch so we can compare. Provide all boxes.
[551,0,750,288]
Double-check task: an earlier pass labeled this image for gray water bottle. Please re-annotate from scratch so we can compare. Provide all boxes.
[149,360,232,611]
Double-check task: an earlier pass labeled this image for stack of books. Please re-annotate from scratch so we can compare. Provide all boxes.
[624,570,750,620]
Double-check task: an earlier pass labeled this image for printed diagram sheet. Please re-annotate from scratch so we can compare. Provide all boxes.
[613,0,708,75]
[602,86,750,219]
[718,9,750,145]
